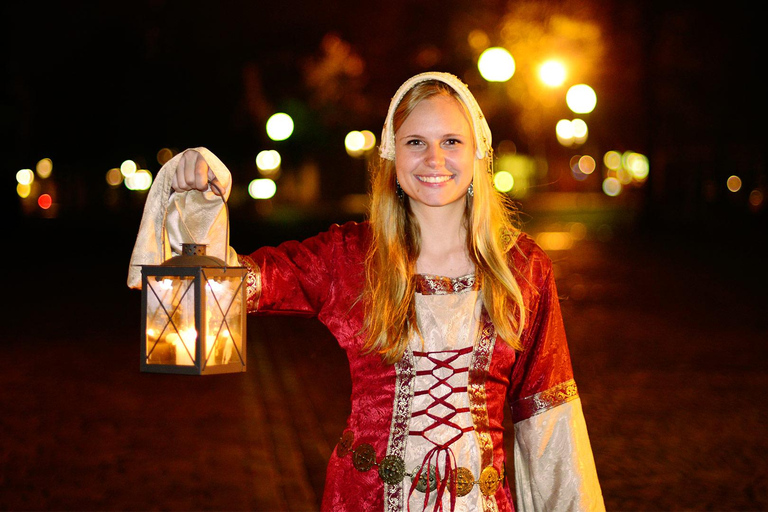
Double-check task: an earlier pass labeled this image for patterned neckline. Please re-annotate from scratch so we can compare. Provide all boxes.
[413,273,478,295]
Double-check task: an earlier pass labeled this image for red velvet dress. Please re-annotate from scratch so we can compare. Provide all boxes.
[239,221,601,512]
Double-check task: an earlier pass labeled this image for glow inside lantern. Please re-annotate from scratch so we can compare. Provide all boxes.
[140,243,247,375]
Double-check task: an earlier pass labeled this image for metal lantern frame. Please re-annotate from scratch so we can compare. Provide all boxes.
[140,246,247,375]
[140,183,246,375]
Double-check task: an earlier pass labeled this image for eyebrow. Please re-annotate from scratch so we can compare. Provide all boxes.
[398,132,467,140]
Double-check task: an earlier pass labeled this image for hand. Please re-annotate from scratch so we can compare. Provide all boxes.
[171,150,224,196]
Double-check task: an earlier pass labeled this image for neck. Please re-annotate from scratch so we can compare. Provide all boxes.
[410,201,473,277]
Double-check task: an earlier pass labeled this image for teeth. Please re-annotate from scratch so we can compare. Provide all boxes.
[416,175,452,183]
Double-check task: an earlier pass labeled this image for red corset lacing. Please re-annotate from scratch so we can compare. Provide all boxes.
[408,345,474,512]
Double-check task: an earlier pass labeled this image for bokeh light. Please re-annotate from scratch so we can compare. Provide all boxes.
[726,175,742,192]
[36,158,53,178]
[266,113,294,141]
[38,194,53,210]
[16,168,34,186]
[124,169,153,191]
[478,47,515,82]
[566,84,597,114]
[539,60,566,87]
[157,148,174,166]
[345,131,365,152]
[256,150,281,174]
[120,160,137,177]
[249,178,277,199]
[602,176,622,196]
[106,167,123,186]
[493,171,515,193]
[17,183,32,198]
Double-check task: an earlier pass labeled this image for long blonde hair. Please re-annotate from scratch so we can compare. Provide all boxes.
[363,80,526,363]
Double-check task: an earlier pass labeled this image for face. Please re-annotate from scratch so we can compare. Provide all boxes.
[394,94,475,215]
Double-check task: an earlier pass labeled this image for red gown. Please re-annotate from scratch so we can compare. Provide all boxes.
[239,221,602,512]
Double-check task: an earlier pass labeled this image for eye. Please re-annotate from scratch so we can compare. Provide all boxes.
[444,138,463,146]
[405,139,424,146]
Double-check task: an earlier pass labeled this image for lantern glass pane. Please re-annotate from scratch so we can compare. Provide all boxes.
[145,275,197,366]
[203,274,245,367]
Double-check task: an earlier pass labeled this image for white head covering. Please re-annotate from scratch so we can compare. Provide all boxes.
[379,71,492,161]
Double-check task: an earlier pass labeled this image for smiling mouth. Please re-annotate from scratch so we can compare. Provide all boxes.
[416,175,453,184]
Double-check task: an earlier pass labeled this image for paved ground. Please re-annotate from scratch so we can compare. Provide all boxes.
[2,198,767,511]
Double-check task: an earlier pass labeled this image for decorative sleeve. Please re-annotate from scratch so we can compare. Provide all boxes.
[507,255,605,511]
[240,222,367,318]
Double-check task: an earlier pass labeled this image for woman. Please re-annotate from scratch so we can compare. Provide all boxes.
[142,72,604,511]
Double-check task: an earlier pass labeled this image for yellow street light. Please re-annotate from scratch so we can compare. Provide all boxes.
[266,113,294,141]
[566,84,597,114]
[478,47,515,82]
[538,60,566,87]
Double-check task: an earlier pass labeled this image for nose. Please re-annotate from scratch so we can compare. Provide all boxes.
[425,144,445,169]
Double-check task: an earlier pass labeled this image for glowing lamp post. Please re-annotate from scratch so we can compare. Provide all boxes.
[141,243,247,375]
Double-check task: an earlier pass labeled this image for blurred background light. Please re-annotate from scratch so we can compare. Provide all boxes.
[602,176,622,196]
[493,170,515,193]
[17,183,32,198]
[266,113,294,141]
[478,47,515,82]
[538,59,566,87]
[16,168,35,185]
[726,175,742,192]
[603,150,622,171]
[578,155,596,174]
[256,150,281,174]
[120,160,137,177]
[345,131,365,152]
[157,148,174,166]
[36,158,53,178]
[249,178,277,199]
[124,169,153,191]
[106,167,123,187]
[566,84,597,114]
[360,130,376,151]
[38,194,53,210]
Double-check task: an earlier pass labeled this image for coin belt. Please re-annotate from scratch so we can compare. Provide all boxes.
[336,430,504,497]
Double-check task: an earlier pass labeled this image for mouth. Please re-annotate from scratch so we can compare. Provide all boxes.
[415,175,453,184]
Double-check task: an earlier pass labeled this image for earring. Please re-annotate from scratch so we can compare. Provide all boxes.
[396,179,404,200]
[467,182,474,197]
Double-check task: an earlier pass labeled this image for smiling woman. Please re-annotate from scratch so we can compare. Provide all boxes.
[129,71,604,512]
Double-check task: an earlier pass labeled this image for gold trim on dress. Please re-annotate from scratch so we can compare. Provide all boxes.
[511,379,579,423]
[414,273,478,295]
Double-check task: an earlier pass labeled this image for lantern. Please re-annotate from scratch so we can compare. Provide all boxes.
[140,243,247,375]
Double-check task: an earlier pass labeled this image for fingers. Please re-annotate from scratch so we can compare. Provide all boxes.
[173,150,212,193]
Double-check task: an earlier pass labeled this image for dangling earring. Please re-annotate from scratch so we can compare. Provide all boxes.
[467,182,474,197]
[396,179,404,200]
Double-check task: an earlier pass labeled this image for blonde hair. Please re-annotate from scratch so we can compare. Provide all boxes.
[363,80,526,363]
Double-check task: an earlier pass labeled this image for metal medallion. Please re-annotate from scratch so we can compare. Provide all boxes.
[352,443,377,472]
[378,455,406,485]
[455,467,475,497]
[336,430,354,458]
[478,466,501,496]
[412,465,437,492]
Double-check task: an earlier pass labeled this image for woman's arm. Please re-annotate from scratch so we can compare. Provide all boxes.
[506,251,604,511]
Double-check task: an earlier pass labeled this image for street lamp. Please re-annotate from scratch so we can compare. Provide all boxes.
[478,47,515,82]
[566,84,597,114]
[140,243,247,375]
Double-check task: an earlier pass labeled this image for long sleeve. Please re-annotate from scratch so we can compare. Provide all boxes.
[238,221,369,320]
[507,258,604,511]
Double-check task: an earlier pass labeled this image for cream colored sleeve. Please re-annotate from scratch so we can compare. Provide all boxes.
[127,147,239,289]
[513,398,605,512]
